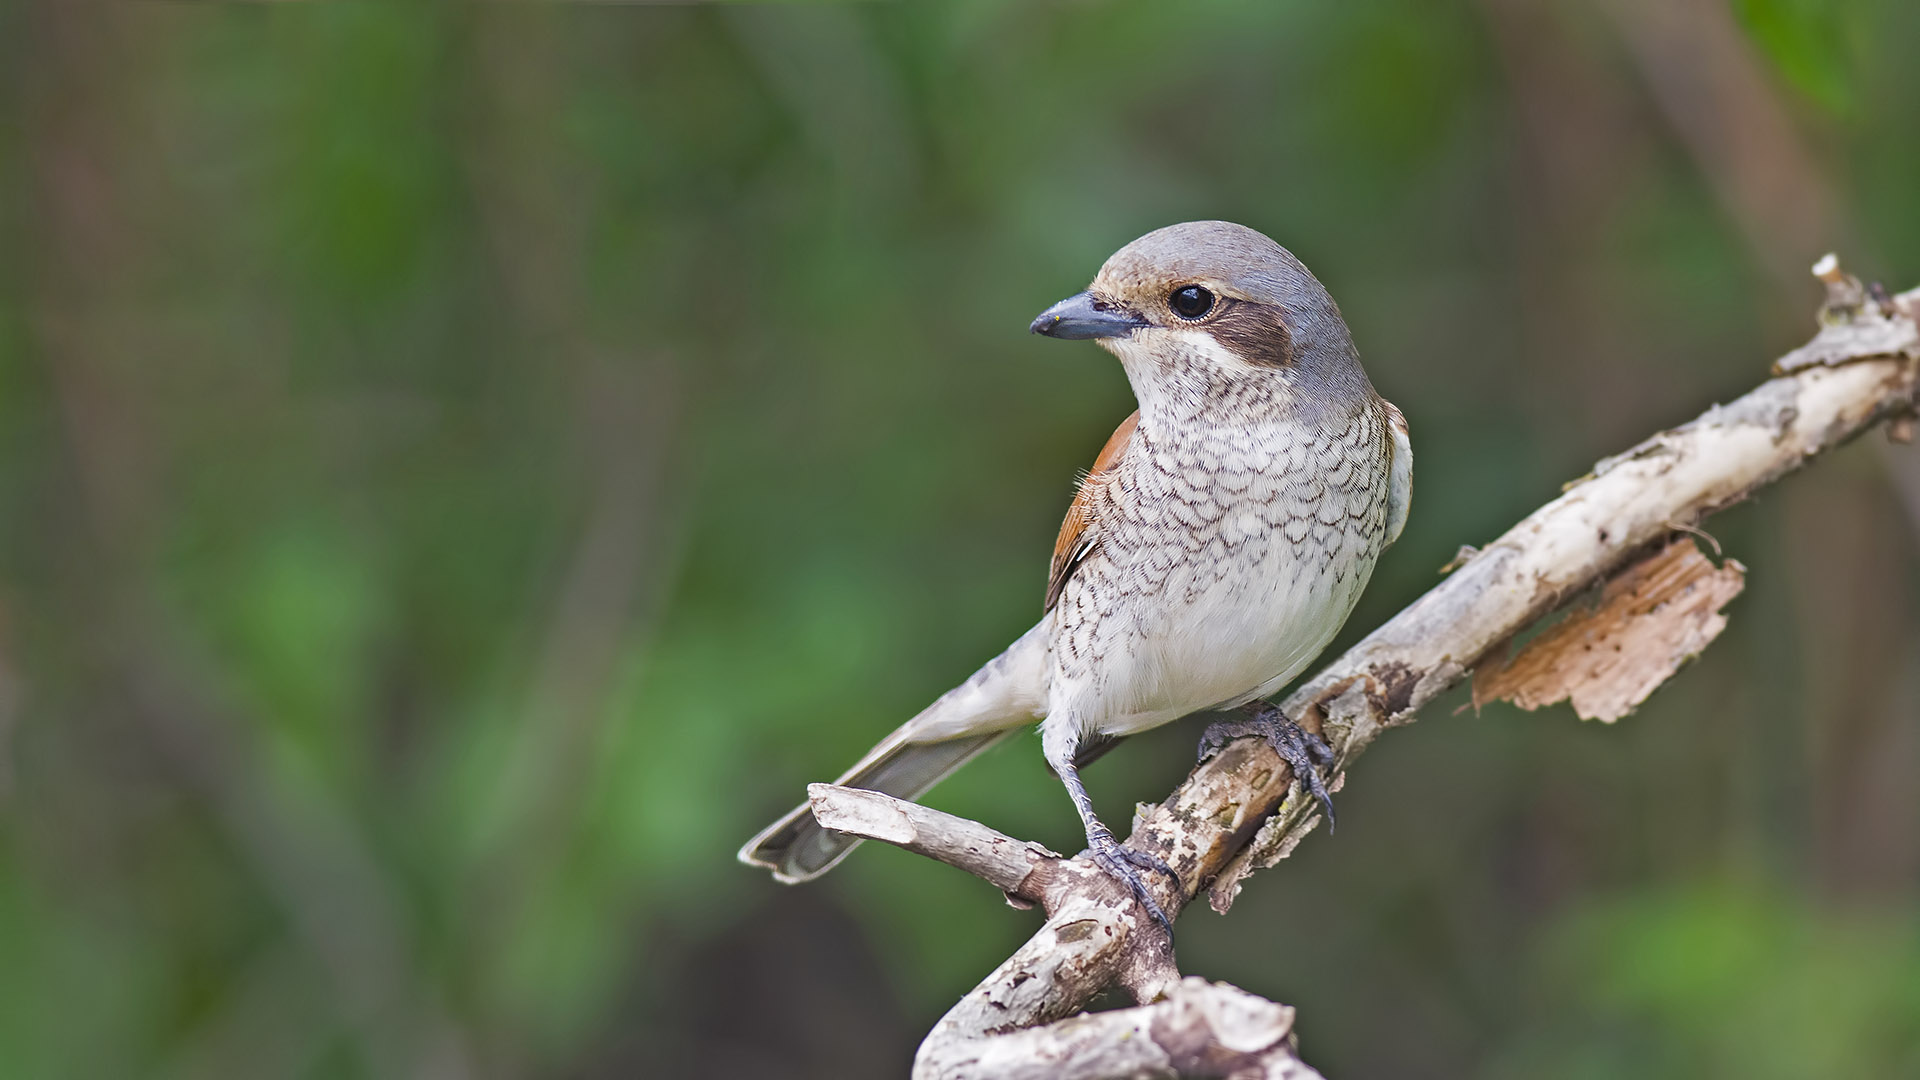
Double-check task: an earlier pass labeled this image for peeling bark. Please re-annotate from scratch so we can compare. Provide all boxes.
[802,273,1919,1079]
[1472,540,1746,722]
[922,978,1319,1080]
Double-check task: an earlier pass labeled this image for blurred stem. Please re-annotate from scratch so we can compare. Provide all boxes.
[1598,0,1918,898]
[459,9,682,973]
[20,2,473,1077]
[1600,0,1851,300]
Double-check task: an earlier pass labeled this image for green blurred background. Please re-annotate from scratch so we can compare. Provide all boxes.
[5,1,1919,1077]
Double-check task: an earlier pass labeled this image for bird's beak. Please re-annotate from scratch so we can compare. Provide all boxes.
[1029,291,1148,340]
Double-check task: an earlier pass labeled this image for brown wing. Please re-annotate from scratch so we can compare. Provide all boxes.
[1045,410,1138,613]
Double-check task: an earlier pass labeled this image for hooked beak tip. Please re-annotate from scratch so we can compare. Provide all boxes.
[1030,292,1148,340]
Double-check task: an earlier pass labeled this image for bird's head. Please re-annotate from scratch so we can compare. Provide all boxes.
[1030,221,1364,400]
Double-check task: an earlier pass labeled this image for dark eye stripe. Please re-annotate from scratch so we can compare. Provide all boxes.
[1207,300,1294,367]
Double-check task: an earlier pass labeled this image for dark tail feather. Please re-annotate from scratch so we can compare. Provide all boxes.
[737,728,1019,883]
[739,624,1048,882]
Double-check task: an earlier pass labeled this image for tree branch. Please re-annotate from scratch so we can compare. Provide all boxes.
[807,782,1080,902]
[930,977,1320,1080]
[811,270,1919,1079]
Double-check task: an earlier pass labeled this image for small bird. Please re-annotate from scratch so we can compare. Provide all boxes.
[740,221,1410,931]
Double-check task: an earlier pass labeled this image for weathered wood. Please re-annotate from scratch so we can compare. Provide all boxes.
[1471,539,1747,722]
[808,783,1075,903]
[924,977,1321,1080]
[814,273,1920,1080]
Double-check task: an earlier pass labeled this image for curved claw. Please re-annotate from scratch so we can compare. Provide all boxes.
[1220,703,1338,832]
[1087,835,1178,938]
[1196,717,1261,763]
[1268,717,1337,832]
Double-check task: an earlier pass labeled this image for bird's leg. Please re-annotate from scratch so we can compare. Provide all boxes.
[1042,722,1179,937]
[1198,701,1338,831]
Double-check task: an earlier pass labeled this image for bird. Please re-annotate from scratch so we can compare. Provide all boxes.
[739,221,1410,932]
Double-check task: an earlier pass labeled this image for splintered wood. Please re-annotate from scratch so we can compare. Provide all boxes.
[1473,540,1746,722]
[890,271,1915,1080]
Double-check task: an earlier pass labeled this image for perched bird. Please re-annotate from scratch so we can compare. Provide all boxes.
[740,221,1410,930]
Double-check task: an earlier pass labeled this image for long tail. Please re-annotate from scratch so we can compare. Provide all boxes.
[738,623,1049,883]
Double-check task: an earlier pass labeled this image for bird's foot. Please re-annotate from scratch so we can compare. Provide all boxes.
[1196,716,1262,761]
[1198,702,1338,831]
[1084,828,1179,939]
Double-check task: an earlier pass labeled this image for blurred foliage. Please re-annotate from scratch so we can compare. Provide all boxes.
[2,1,1917,1078]
[1732,0,1858,113]
[1494,881,1920,1078]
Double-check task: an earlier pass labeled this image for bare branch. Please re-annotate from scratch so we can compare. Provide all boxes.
[794,275,1918,1078]
[806,783,1073,901]
[916,977,1322,1080]
[883,278,1919,1072]
[809,782,1181,1009]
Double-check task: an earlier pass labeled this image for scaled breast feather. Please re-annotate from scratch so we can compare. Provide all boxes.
[1046,410,1139,613]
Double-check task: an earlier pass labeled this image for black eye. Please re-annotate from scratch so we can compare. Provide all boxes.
[1169,285,1215,320]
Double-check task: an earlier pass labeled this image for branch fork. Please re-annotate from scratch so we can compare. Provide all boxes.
[808,783,1319,1079]
[804,267,1919,1080]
